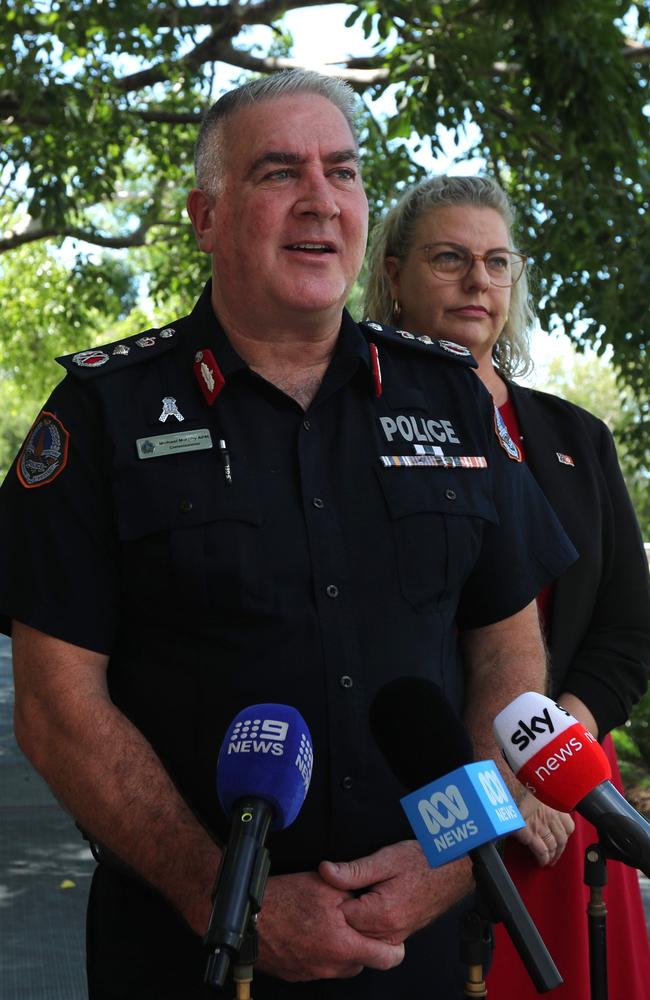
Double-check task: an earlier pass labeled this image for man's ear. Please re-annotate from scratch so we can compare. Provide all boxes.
[384,257,402,299]
[186,188,216,253]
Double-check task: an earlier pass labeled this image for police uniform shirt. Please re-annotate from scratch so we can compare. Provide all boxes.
[0,282,577,997]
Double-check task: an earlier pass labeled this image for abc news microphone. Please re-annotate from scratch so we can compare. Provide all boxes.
[494,692,650,876]
[370,678,563,993]
[204,704,314,989]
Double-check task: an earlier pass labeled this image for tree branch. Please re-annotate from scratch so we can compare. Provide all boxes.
[193,38,390,84]
[0,218,182,253]
[115,0,355,91]
[623,39,650,62]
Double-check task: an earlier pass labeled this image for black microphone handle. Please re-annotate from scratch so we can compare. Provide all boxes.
[204,797,273,988]
[577,781,650,877]
[470,842,563,993]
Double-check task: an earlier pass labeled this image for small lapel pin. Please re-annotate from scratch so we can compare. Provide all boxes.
[159,397,184,423]
[556,452,575,466]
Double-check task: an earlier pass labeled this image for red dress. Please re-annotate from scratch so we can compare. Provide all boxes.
[486,400,650,999]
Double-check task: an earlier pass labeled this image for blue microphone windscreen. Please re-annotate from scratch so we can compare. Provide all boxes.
[217,704,313,831]
[369,678,473,792]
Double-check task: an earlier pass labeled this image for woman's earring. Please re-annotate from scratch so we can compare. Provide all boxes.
[392,299,402,322]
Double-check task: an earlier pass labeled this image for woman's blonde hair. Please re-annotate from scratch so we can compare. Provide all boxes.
[363,175,534,378]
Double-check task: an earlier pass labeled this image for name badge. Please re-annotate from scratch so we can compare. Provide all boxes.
[136,428,213,459]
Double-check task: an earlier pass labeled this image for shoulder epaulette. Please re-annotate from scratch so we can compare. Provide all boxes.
[360,321,478,368]
[56,322,181,378]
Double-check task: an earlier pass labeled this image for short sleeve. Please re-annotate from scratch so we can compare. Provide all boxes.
[457,407,578,630]
[0,375,119,653]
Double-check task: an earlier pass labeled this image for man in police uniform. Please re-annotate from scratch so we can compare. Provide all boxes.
[0,71,576,998]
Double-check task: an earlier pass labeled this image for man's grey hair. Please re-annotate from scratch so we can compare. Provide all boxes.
[195,70,362,196]
[363,175,535,379]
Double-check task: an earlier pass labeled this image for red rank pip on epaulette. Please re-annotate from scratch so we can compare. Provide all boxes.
[193,349,225,406]
[369,343,382,398]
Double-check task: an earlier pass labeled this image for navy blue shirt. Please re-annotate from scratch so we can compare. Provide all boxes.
[0,283,576,997]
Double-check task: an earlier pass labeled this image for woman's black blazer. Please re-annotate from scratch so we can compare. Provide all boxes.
[507,381,650,735]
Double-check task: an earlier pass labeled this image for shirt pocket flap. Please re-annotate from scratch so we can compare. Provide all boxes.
[375,465,498,524]
[113,455,261,541]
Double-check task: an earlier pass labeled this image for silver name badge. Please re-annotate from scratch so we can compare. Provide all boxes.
[136,428,213,459]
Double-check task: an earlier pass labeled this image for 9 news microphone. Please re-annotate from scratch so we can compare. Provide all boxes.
[494,692,650,876]
[204,704,314,989]
[370,678,563,993]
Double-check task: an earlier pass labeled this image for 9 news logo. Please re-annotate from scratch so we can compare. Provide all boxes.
[227,717,289,756]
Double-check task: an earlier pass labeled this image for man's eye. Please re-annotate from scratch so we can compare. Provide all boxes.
[332,167,356,181]
[264,169,293,181]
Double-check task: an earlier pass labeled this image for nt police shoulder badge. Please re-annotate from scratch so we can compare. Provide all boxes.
[493,404,522,462]
[17,411,70,488]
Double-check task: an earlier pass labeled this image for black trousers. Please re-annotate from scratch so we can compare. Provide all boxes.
[86,864,472,1000]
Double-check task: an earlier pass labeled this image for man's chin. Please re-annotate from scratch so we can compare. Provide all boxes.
[281,284,351,318]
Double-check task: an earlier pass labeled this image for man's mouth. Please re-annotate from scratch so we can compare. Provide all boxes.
[285,242,335,253]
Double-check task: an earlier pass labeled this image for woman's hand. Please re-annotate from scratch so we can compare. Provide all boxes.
[512,791,575,866]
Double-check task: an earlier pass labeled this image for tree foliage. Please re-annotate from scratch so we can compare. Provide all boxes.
[1,0,649,452]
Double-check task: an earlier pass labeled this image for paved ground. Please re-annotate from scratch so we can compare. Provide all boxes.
[0,634,95,999]
[1,633,648,998]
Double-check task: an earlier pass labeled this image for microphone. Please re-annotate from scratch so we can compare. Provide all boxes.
[493,692,650,876]
[204,704,314,988]
[370,678,562,993]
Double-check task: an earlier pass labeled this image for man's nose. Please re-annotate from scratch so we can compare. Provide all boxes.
[294,171,340,220]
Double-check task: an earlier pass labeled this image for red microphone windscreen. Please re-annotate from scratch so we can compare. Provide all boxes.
[494,693,611,811]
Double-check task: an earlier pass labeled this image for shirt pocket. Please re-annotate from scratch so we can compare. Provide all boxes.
[375,465,498,613]
[113,451,264,619]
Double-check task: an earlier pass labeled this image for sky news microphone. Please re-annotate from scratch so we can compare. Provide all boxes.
[493,692,650,876]
[370,678,562,992]
[204,703,314,989]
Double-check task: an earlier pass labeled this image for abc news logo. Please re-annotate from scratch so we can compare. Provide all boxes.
[227,717,313,788]
[418,769,509,836]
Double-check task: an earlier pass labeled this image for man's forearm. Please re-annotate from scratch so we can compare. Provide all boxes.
[460,601,548,795]
[13,623,220,934]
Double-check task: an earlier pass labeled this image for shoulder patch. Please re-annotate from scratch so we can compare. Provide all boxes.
[359,322,477,368]
[57,324,180,379]
[17,411,70,488]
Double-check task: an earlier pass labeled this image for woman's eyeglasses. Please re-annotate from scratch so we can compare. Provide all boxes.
[421,242,527,287]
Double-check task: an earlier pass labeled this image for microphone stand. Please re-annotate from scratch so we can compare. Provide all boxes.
[460,907,492,997]
[584,842,608,1000]
[468,844,563,994]
[204,802,271,992]
[232,922,259,1000]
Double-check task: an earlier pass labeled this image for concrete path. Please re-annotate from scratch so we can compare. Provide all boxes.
[0,634,94,999]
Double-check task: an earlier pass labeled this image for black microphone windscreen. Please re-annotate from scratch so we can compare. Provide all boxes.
[369,677,473,792]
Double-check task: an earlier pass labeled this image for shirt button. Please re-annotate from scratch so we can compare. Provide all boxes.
[178,499,193,513]
[326,584,339,598]
[303,419,311,430]
[312,497,325,509]
[341,776,353,791]
[339,675,353,689]
[445,489,457,501]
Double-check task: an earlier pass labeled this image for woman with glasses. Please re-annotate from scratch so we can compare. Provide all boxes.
[364,174,650,998]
